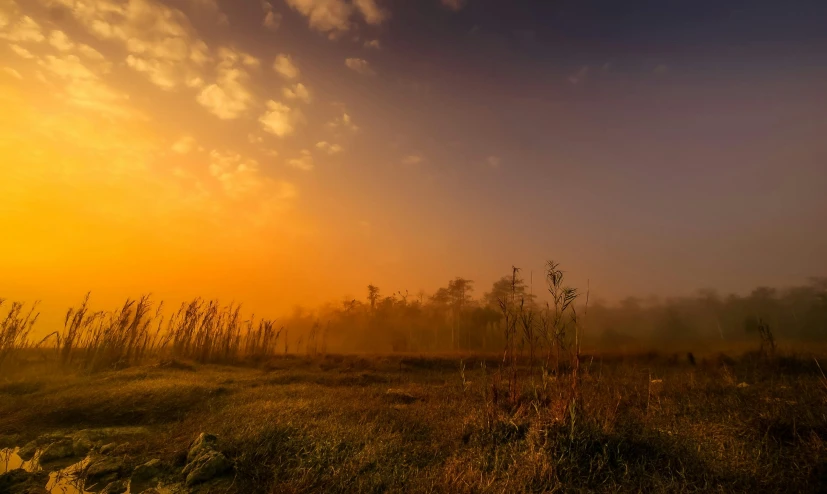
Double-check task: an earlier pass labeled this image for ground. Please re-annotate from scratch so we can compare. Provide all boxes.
[1,352,826,493]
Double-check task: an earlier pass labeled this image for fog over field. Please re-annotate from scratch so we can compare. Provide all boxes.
[1,0,826,492]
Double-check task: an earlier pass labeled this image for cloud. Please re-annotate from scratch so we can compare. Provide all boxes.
[364,39,380,49]
[315,141,343,155]
[285,0,390,36]
[288,149,314,171]
[2,67,22,79]
[77,43,105,61]
[42,0,212,91]
[353,0,388,25]
[284,0,352,36]
[180,0,229,25]
[486,155,500,169]
[263,10,281,30]
[327,111,359,132]
[9,43,34,59]
[401,154,423,166]
[0,14,45,42]
[196,47,255,119]
[273,54,300,79]
[440,0,466,11]
[172,135,197,154]
[262,1,281,30]
[282,82,311,103]
[208,150,266,198]
[568,65,588,85]
[48,30,74,51]
[654,64,669,74]
[345,57,374,75]
[37,53,135,118]
[259,100,302,137]
[248,133,263,144]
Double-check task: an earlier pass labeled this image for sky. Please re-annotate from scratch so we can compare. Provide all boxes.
[1,0,826,324]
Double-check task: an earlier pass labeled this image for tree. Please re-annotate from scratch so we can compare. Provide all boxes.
[483,276,534,310]
[367,285,380,312]
[447,278,474,349]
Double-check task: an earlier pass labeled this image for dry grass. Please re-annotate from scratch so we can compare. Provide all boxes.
[2,351,826,492]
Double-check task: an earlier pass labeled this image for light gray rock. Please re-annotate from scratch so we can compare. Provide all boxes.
[186,433,217,463]
[130,458,163,492]
[38,437,75,463]
[0,468,49,494]
[16,441,39,462]
[72,436,94,457]
[183,450,231,486]
[99,479,128,494]
[84,454,124,489]
[99,442,118,455]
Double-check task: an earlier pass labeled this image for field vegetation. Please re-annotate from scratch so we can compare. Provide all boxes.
[1,262,826,492]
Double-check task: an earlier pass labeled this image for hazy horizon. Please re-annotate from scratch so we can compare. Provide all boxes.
[2,0,826,325]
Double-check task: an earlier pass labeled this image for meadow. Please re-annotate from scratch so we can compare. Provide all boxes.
[1,264,826,492]
[1,348,826,493]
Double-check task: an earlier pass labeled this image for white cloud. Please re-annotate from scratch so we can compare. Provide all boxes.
[284,0,352,36]
[208,150,265,198]
[568,65,588,85]
[440,0,466,11]
[41,0,212,91]
[273,54,299,79]
[315,141,343,155]
[401,154,423,166]
[258,100,302,137]
[77,43,105,61]
[288,149,314,171]
[262,1,281,30]
[282,82,311,103]
[196,47,255,119]
[9,43,34,59]
[327,112,358,132]
[353,0,387,25]
[37,53,135,118]
[364,39,380,49]
[48,30,74,51]
[172,135,197,154]
[181,0,229,25]
[263,10,281,30]
[345,57,374,75]
[0,15,45,43]
[1,67,22,79]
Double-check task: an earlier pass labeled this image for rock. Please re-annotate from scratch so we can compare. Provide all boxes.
[99,479,128,494]
[16,441,39,462]
[0,468,49,494]
[386,388,418,404]
[72,436,94,457]
[99,443,117,455]
[39,437,75,463]
[84,454,124,489]
[130,458,163,492]
[0,434,21,449]
[183,450,231,486]
[186,433,218,463]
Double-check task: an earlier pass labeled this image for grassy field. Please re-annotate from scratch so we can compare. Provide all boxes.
[1,350,826,493]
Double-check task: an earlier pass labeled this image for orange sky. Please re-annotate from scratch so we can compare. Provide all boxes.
[2,0,826,333]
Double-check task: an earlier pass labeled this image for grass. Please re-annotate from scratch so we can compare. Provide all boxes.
[2,263,825,491]
[2,351,826,492]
